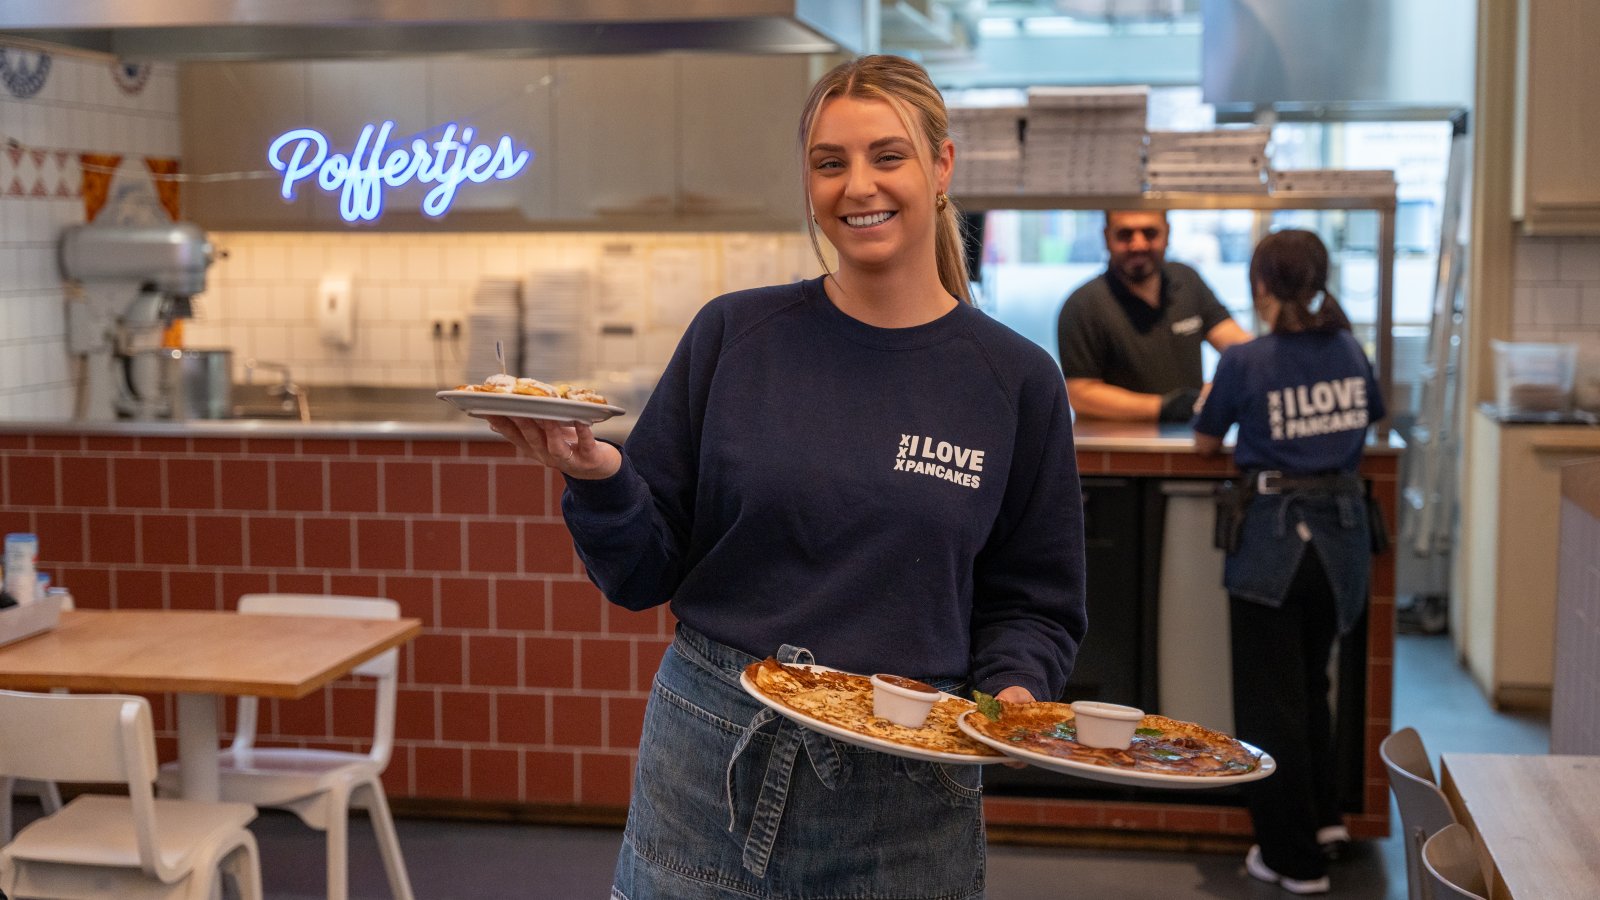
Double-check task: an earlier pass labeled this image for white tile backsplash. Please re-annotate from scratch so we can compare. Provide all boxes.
[203,230,824,388]
[1533,284,1582,326]
[1559,240,1600,283]
[384,284,424,321]
[0,44,181,420]
[1513,235,1600,352]
[1583,285,1600,327]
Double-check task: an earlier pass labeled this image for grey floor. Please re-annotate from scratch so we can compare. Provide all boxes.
[8,633,1551,899]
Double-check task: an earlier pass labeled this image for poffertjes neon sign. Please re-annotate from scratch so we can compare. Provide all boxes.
[268,121,531,223]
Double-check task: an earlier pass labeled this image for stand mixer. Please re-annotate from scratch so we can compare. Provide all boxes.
[58,223,217,420]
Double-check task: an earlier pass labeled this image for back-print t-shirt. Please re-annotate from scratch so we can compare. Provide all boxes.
[1193,330,1384,473]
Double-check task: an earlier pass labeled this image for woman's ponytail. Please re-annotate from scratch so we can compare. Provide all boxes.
[1250,229,1350,334]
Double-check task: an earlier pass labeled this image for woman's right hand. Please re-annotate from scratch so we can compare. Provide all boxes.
[483,415,622,480]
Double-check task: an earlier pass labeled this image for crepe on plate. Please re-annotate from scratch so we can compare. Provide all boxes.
[744,657,1001,758]
[966,697,1262,776]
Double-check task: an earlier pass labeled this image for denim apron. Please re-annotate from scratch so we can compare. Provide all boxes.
[611,625,986,900]
[1224,484,1371,635]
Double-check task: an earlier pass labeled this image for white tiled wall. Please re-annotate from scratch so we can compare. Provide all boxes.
[187,231,824,388]
[1511,234,1600,406]
[0,46,181,419]
[1511,235,1600,342]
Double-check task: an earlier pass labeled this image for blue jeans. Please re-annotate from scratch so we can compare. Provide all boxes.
[612,625,987,900]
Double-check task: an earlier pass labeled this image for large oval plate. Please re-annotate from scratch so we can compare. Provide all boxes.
[739,664,1003,766]
[437,389,624,424]
[956,709,1276,789]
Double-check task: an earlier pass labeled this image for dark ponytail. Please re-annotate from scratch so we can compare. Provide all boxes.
[1249,229,1351,334]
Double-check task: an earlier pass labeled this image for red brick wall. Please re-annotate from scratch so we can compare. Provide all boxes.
[0,430,668,811]
[0,430,1394,838]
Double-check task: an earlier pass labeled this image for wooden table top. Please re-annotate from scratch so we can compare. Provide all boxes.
[1440,753,1600,900]
[0,609,422,698]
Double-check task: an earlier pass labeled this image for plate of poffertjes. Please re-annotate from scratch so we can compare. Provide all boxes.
[437,374,625,425]
[956,700,1275,789]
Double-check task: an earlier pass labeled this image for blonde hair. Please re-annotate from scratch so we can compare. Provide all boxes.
[798,55,971,304]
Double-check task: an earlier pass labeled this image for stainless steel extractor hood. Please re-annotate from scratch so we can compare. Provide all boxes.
[0,0,866,60]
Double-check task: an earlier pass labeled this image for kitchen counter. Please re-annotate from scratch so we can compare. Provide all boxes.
[0,415,1405,455]
[0,415,1398,844]
[1461,409,1600,709]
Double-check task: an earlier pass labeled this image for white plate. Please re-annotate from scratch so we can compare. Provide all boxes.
[436,390,625,425]
[739,664,1004,766]
[956,710,1276,789]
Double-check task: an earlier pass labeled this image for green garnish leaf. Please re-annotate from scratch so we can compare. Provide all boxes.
[1050,721,1077,741]
[974,691,1003,721]
[1134,727,1163,737]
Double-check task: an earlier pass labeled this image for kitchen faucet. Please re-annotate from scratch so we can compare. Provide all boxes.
[244,358,311,422]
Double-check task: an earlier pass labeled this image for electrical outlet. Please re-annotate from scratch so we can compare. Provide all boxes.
[428,309,462,340]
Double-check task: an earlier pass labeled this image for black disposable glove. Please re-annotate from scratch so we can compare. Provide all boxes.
[1159,387,1202,423]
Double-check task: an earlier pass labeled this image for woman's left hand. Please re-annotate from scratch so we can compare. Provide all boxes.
[994,686,1035,704]
[993,686,1036,768]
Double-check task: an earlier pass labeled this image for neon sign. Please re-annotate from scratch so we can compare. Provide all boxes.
[268,121,531,223]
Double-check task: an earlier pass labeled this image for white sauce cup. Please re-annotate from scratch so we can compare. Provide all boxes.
[1069,700,1144,749]
[870,673,939,728]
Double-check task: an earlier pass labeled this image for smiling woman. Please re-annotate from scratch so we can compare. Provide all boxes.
[799,56,970,325]
[481,54,1086,900]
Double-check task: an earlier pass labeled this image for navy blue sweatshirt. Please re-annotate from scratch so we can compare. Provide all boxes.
[561,277,1086,700]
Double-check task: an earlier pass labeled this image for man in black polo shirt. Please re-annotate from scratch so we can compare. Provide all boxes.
[1058,210,1252,421]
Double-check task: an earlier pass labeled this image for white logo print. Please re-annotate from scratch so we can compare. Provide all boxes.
[1171,315,1202,335]
[1269,377,1369,440]
[895,434,984,490]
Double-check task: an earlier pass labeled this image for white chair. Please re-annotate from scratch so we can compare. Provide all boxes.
[1381,727,1458,900]
[0,689,262,900]
[1,593,73,845]
[0,777,62,845]
[1422,823,1490,900]
[158,594,414,900]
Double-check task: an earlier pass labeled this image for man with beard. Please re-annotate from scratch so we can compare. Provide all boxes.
[1057,210,1252,421]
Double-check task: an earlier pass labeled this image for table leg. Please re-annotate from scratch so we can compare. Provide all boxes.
[176,693,220,802]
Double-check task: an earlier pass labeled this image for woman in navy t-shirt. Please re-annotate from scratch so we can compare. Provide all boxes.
[1194,229,1384,895]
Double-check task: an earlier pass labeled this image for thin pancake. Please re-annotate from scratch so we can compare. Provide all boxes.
[965,700,1260,776]
[744,658,1001,758]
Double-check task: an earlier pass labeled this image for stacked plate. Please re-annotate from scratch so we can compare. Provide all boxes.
[522,268,592,382]
[1146,128,1272,194]
[949,105,1025,195]
[1022,86,1147,195]
[1271,168,1397,198]
[463,279,523,384]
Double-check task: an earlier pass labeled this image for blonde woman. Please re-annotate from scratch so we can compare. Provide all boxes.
[488,55,1086,899]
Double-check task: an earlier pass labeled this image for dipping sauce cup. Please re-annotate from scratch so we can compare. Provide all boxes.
[870,673,939,728]
[1069,700,1144,749]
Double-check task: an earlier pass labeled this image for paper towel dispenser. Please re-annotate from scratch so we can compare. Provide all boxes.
[318,275,355,349]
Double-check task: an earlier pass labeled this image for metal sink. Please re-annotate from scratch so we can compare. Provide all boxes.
[231,385,466,423]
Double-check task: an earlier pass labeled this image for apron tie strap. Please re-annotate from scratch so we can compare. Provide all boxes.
[723,644,850,878]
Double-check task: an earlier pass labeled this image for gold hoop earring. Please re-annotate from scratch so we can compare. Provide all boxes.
[935,192,948,212]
